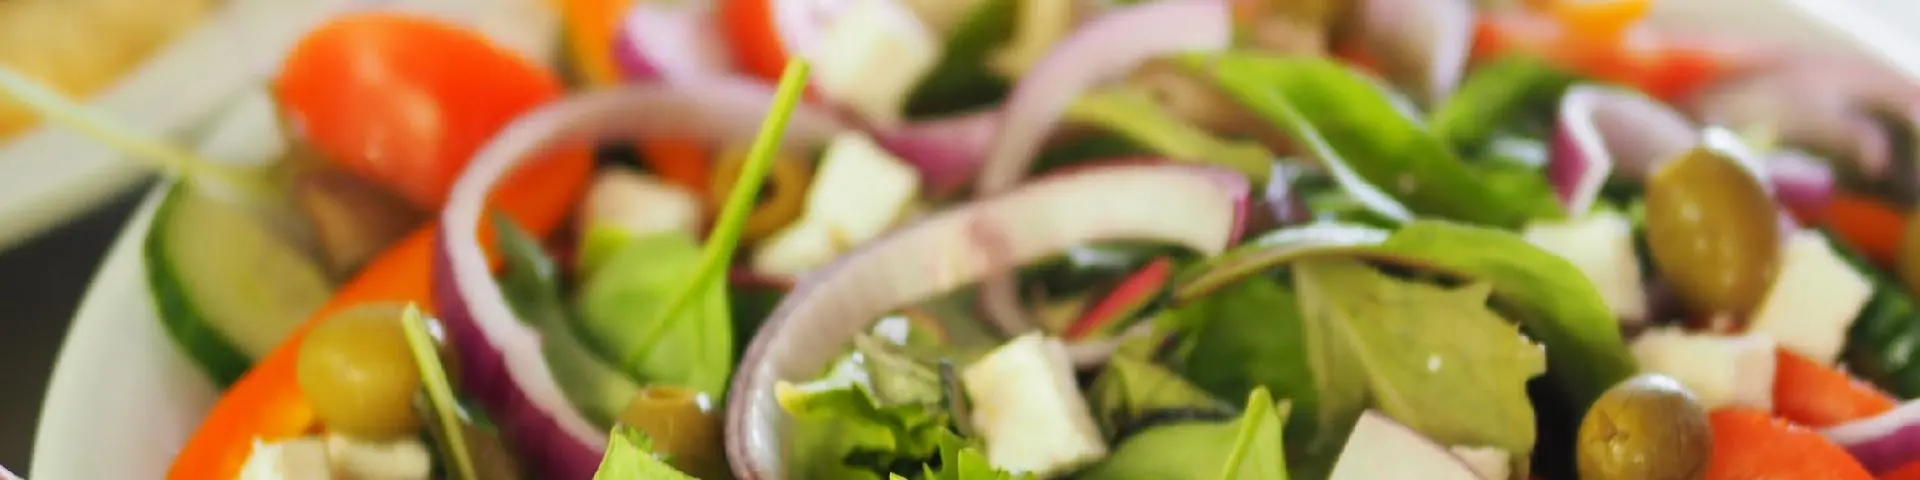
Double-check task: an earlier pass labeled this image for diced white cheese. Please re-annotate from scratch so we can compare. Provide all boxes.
[1330,412,1481,480]
[1746,231,1873,364]
[962,334,1108,477]
[1448,445,1511,480]
[805,133,923,243]
[1630,328,1776,409]
[812,0,940,125]
[753,133,922,276]
[1522,212,1647,324]
[239,437,334,480]
[752,220,839,277]
[326,434,432,480]
[579,167,704,239]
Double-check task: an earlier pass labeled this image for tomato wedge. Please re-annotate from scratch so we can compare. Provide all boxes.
[276,12,581,211]
[720,0,790,83]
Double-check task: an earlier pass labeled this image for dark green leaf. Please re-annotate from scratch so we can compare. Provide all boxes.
[575,231,733,397]
[1180,53,1553,228]
[1089,356,1233,436]
[780,378,956,480]
[1823,228,1920,398]
[493,214,639,429]
[905,0,1016,117]
[1178,221,1635,413]
[1165,276,1318,444]
[918,436,1036,480]
[1430,55,1577,153]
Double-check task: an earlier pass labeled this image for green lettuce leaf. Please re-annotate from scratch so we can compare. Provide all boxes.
[575,231,733,396]
[1179,53,1557,228]
[1089,355,1234,436]
[911,436,1036,480]
[1429,55,1576,153]
[780,379,954,480]
[1163,276,1318,443]
[1292,258,1544,454]
[1079,388,1291,480]
[1176,221,1636,411]
[593,425,697,480]
[1065,87,1274,181]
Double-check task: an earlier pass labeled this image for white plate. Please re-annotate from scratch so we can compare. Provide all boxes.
[0,0,560,252]
[23,1,555,478]
[26,0,1920,478]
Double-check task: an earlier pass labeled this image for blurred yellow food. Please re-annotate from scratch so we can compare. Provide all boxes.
[0,0,221,141]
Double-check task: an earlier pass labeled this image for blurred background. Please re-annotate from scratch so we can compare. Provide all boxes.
[0,0,1918,474]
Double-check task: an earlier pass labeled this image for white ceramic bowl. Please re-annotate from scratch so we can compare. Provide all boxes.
[0,0,560,252]
[26,0,1920,478]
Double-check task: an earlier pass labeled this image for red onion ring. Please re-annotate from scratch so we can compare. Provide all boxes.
[433,79,843,479]
[613,1,735,82]
[973,0,1232,195]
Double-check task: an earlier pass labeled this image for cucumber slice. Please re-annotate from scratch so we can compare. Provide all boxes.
[146,181,333,385]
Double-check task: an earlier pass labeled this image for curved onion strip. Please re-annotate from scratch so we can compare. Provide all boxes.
[1825,400,1920,474]
[974,0,1231,195]
[614,2,735,82]
[874,109,1003,196]
[434,79,843,479]
[1357,0,1474,105]
[772,0,858,65]
[725,162,1251,479]
[1550,84,1694,213]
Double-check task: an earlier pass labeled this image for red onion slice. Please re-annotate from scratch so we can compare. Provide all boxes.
[1825,399,1920,474]
[1356,0,1474,105]
[1767,149,1838,220]
[1550,84,1696,214]
[433,79,843,479]
[725,162,1251,479]
[874,109,1003,196]
[973,0,1231,195]
[614,1,735,82]
[772,0,859,64]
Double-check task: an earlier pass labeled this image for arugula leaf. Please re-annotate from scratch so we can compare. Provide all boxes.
[1065,87,1274,181]
[1079,388,1291,480]
[1292,258,1543,454]
[1177,221,1637,411]
[1164,276,1318,443]
[917,436,1036,480]
[399,305,479,480]
[780,380,955,480]
[1089,355,1234,436]
[1179,53,1555,228]
[593,425,697,480]
[576,231,733,396]
[495,214,640,428]
[1429,55,1577,153]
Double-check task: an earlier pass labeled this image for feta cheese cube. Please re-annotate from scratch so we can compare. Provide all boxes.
[1522,212,1648,323]
[326,434,432,480]
[1746,231,1873,364]
[239,437,334,480]
[813,0,940,125]
[1630,328,1776,409]
[962,334,1108,477]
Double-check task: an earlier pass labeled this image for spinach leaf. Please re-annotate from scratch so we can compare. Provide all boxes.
[1089,355,1234,437]
[576,231,734,396]
[1178,221,1637,411]
[494,214,640,428]
[1164,276,1319,444]
[1079,388,1291,480]
[1180,53,1555,228]
[1822,228,1920,397]
[593,425,697,480]
[1429,55,1577,153]
[1065,87,1274,181]
[1293,258,1543,454]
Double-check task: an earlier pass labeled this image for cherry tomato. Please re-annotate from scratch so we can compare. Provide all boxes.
[719,0,790,83]
[276,12,584,211]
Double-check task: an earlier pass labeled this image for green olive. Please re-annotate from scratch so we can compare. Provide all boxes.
[1643,146,1783,320]
[618,385,725,477]
[297,304,421,440]
[1577,374,1713,480]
